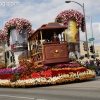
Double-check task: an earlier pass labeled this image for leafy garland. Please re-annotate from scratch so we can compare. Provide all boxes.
[55,9,85,32]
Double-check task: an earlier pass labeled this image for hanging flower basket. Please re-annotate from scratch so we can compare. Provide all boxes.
[55,9,85,32]
[4,18,32,35]
[4,18,32,46]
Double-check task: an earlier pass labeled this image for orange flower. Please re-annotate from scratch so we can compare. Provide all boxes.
[33,62,39,68]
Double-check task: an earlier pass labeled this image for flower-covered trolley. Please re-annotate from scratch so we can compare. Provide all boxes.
[0,11,96,88]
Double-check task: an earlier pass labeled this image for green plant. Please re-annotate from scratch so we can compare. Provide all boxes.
[87,65,97,70]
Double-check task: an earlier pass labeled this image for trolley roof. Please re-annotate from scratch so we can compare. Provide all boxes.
[28,22,67,40]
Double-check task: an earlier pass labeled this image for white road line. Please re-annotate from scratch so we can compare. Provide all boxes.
[0,95,46,100]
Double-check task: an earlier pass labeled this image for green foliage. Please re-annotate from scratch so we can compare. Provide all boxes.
[70,58,76,62]
[87,65,97,70]
[13,73,21,82]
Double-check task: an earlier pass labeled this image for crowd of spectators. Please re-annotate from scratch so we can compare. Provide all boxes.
[83,59,100,76]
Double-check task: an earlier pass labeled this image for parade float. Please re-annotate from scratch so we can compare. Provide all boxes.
[0,10,96,88]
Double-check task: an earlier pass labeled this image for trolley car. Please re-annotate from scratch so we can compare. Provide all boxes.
[28,22,69,65]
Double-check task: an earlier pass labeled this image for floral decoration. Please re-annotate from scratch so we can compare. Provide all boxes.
[0,59,96,87]
[29,29,35,37]
[4,18,32,35]
[0,30,7,43]
[55,9,85,32]
[0,66,24,75]
[4,18,32,45]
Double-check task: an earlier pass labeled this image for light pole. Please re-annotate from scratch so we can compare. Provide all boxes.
[65,1,89,59]
[86,16,95,52]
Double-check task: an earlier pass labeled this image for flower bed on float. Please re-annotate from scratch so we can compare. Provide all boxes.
[0,59,96,87]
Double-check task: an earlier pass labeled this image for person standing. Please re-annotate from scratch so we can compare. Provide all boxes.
[75,44,80,59]
[85,60,89,68]
[69,50,76,61]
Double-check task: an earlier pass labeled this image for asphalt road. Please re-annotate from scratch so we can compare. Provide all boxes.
[0,76,100,100]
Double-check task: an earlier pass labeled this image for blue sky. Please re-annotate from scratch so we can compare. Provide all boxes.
[0,0,100,45]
